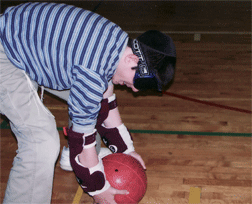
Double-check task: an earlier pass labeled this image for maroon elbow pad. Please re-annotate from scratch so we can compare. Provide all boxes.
[96,98,109,127]
[66,127,110,195]
[96,94,134,154]
[96,124,135,154]
[96,94,118,126]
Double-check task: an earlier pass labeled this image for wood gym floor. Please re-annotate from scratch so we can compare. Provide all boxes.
[1,1,251,203]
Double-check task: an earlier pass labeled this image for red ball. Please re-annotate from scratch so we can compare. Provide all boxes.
[102,153,147,204]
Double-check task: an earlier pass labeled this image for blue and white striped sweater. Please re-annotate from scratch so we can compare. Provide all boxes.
[0,2,128,132]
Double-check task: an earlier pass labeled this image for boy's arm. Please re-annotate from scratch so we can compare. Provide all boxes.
[68,84,145,202]
[99,84,146,169]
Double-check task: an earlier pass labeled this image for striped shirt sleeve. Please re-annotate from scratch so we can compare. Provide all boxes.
[69,66,107,133]
[0,2,128,133]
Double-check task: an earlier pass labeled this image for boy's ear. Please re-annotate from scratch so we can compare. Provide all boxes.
[125,54,139,64]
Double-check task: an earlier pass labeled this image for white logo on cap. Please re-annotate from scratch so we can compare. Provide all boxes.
[133,39,149,76]
[133,39,145,62]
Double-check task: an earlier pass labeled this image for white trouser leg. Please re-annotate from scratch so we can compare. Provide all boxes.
[0,43,60,204]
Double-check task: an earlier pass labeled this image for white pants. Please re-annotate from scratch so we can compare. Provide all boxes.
[0,43,60,203]
[0,43,101,203]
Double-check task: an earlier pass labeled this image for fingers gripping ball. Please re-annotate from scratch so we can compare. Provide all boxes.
[103,153,147,203]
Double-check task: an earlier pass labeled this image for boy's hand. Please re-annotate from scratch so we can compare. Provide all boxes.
[128,151,146,170]
[93,186,129,204]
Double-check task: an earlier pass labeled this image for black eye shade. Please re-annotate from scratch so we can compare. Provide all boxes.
[134,77,159,91]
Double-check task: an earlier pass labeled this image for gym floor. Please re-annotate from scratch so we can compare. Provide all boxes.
[1,1,251,203]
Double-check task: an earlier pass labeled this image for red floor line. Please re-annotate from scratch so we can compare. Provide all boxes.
[163,92,252,114]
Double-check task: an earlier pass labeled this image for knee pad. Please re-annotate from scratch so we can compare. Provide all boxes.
[66,127,110,195]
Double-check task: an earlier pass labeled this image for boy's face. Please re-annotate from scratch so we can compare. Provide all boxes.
[112,65,139,92]
[112,47,139,92]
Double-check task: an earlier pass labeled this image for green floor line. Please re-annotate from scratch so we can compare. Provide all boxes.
[1,120,251,137]
[129,129,251,137]
[0,120,9,129]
